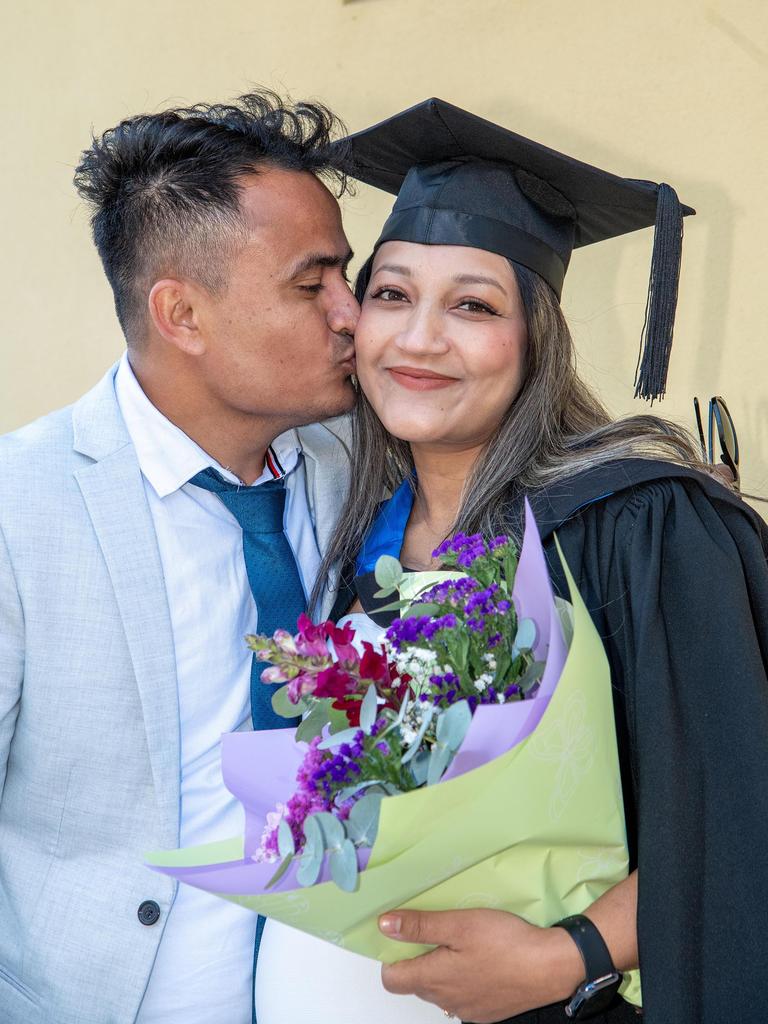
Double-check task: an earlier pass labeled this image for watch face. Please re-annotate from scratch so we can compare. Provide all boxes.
[565,973,622,1019]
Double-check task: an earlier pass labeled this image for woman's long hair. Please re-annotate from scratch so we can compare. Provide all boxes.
[312,256,704,610]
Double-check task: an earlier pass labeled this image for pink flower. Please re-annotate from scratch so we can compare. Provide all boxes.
[261,664,289,684]
[294,614,333,657]
[287,670,323,704]
[251,802,287,863]
[313,664,358,699]
[327,621,358,663]
[272,630,298,656]
[359,643,389,683]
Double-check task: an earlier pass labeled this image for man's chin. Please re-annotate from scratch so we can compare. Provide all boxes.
[319,378,358,420]
[292,379,357,428]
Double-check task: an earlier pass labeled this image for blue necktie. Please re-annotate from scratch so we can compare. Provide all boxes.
[188,467,305,1023]
[188,468,305,731]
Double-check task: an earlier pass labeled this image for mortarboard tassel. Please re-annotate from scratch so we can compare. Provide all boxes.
[633,183,685,402]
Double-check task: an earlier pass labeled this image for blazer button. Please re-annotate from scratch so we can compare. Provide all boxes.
[137,900,161,926]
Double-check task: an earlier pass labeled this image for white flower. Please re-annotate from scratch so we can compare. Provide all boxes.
[482,653,497,671]
[474,672,493,693]
[400,724,418,745]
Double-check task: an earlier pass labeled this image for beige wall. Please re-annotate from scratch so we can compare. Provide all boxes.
[2,0,767,498]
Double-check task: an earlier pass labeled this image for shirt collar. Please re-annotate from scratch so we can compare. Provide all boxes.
[114,353,300,498]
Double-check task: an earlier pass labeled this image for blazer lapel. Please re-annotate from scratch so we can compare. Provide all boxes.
[297,416,352,621]
[72,367,180,843]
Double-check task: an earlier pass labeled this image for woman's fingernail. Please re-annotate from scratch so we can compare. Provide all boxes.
[379,914,402,935]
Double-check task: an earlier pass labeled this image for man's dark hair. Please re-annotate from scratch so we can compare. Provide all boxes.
[74,89,352,344]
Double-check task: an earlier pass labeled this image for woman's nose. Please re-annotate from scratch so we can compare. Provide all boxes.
[394,304,450,355]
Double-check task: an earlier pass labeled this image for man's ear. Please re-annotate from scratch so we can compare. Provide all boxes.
[148,278,206,355]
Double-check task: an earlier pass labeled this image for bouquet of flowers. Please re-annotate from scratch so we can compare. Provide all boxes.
[242,527,551,892]
[147,502,635,997]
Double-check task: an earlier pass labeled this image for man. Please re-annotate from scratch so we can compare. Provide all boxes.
[0,90,358,1024]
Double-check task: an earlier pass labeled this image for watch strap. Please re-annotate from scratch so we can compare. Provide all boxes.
[554,914,616,981]
[554,915,622,1019]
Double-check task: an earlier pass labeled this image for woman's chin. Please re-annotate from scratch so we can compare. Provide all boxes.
[377,416,456,446]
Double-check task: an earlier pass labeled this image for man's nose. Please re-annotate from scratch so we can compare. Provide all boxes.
[327,280,360,339]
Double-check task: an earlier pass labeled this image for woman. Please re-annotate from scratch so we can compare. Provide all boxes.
[257,100,768,1024]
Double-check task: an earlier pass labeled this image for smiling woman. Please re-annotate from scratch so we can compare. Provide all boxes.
[301,99,768,1024]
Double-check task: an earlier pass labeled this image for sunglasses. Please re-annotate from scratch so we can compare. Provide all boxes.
[693,396,767,503]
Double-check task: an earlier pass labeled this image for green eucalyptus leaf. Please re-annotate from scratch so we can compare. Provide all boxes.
[277,819,295,858]
[330,838,359,892]
[271,684,306,719]
[336,779,385,802]
[554,596,574,649]
[371,596,410,612]
[362,782,402,797]
[374,554,404,592]
[296,815,325,886]
[265,853,293,889]
[346,792,384,847]
[513,618,537,654]
[517,659,546,694]
[313,811,345,851]
[402,602,441,619]
[318,726,360,750]
[328,706,354,733]
[409,750,430,786]
[359,683,379,734]
[295,703,329,743]
[427,744,453,785]
[296,843,323,886]
[435,700,472,751]
[303,814,323,851]
[401,704,436,764]
[381,694,411,736]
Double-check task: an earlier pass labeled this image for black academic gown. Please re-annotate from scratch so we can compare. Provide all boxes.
[335,459,768,1024]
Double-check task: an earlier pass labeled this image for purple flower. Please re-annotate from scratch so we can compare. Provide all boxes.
[385,615,431,650]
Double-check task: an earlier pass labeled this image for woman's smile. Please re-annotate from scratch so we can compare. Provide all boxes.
[386,365,460,391]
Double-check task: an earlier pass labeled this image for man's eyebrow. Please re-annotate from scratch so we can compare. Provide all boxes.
[289,250,354,279]
[452,273,508,296]
[371,263,412,277]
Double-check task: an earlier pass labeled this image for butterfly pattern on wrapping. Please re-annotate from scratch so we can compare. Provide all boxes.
[528,689,595,822]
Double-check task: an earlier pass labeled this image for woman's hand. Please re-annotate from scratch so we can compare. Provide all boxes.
[378,908,583,1022]
[378,871,639,1021]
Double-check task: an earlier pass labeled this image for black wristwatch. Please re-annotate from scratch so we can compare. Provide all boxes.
[554,915,623,1019]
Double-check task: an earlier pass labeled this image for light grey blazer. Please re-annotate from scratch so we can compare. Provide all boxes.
[0,364,351,1024]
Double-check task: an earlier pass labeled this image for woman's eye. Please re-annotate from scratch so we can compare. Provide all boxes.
[370,287,408,302]
[457,299,497,315]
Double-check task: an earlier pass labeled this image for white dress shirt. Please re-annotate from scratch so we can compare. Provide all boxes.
[256,613,446,1024]
[114,354,320,1024]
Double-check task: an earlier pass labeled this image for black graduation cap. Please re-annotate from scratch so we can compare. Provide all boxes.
[340,98,695,401]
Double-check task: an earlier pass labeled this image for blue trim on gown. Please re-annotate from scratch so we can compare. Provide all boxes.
[355,478,415,574]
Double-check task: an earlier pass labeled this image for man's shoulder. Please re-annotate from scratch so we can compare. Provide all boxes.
[0,364,126,510]
[0,403,78,471]
[296,414,353,468]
